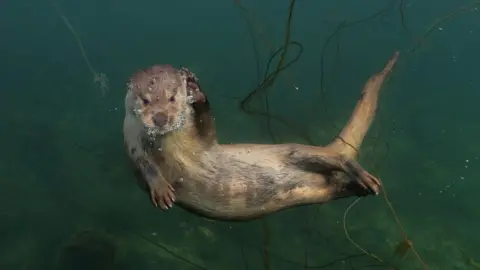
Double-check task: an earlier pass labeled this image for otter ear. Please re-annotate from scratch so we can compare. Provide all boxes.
[192,89,206,104]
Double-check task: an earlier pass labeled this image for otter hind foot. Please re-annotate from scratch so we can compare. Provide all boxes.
[149,181,176,210]
[343,160,381,196]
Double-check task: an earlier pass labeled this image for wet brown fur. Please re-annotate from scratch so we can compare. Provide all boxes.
[123,52,399,221]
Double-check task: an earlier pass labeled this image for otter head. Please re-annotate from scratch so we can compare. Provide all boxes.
[127,64,206,138]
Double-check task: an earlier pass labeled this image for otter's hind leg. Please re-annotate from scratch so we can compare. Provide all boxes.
[327,51,399,159]
[286,147,380,195]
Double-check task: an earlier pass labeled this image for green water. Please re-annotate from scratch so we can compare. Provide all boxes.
[1,0,479,269]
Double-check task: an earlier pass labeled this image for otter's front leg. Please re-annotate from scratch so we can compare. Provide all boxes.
[135,156,176,210]
[286,145,380,195]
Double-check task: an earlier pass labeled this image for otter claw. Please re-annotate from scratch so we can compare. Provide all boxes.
[149,183,176,210]
[365,172,381,195]
[359,171,381,195]
[344,160,381,196]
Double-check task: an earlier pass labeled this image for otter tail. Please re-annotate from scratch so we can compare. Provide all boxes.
[327,51,399,159]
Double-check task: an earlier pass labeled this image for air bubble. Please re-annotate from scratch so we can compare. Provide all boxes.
[186,95,195,104]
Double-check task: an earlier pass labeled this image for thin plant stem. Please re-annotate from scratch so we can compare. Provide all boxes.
[51,1,96,77]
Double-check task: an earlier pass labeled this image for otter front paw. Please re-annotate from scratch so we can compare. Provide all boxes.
[149,181,176,210]
[344,160,381,196]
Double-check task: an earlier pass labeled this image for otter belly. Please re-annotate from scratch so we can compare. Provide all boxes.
[173,163,332,221]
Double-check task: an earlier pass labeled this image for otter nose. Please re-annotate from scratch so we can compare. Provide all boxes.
[152,112,168,127]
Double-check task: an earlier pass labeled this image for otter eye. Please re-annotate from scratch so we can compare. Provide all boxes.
[169,96,175,102]
[140,97,149,105]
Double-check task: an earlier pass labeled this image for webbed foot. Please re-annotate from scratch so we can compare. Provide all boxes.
[149,181,176,210]
[343,159,381,196]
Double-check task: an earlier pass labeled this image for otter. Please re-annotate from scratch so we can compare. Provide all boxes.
[123,52,399,221]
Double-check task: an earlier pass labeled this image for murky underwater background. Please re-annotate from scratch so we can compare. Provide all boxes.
[1,0,480,269]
